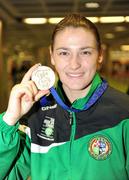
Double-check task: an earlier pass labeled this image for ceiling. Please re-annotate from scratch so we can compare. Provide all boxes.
[0,0,129,55]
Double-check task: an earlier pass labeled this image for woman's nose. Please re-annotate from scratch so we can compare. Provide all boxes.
[70,54,81,70]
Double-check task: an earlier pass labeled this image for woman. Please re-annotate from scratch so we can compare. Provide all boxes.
[0,14,129,180]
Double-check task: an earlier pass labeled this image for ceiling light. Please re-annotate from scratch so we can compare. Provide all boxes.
[99,16,125,23]
[125,16,129,22]
[121,45,129,51]
[87,17,99,23]
[85,2,100,8]
[48,18,63,24]
[105,33,115,39]
[0,20,2,30]
[23,18,47,24]
[115,26,126,32]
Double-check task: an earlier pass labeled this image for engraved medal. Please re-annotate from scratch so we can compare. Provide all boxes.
[31,66,55,90]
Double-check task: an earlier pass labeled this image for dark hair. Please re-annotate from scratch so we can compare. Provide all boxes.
[51,13,101,51]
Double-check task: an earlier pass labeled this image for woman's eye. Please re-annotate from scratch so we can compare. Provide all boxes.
[59,51,69,56]
[81,51,91,55]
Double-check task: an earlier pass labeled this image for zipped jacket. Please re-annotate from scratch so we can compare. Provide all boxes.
[0,74,129,180]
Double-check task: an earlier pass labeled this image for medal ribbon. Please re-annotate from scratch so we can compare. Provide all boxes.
[40,80,108,112]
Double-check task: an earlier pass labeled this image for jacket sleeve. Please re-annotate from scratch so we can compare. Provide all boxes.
[0,112,31,180]
[124,119,129,178]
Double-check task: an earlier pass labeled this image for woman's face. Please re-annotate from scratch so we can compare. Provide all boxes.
[50,27,103,91]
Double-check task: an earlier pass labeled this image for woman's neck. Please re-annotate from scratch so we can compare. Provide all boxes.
[62,84,91,103]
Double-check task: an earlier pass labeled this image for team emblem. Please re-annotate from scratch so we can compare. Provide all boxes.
[88,135,112,160]
[37,116,55,141]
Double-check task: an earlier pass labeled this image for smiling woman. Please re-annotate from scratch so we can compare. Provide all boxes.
[50,27,102,102]
[0,14,129,180]
[50,14,103,101]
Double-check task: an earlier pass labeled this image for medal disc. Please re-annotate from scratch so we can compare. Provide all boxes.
[31,66,55,90]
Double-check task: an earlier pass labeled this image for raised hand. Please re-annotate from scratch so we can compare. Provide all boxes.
[3,64,49,126]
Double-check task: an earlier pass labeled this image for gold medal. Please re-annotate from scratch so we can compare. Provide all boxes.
[31,66,55,90]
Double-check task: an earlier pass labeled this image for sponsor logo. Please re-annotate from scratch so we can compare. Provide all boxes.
[88,135,112,160]
[37,116,55,141]
[41,104,57,111]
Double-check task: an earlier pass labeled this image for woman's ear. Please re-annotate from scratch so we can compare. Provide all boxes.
[98,48,103,64]
[97,49,104,70]
[49,46,55,66]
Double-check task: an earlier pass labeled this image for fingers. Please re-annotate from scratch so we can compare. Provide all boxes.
[21,82,50,102]
[34,90,50,101]
[13,81,49,103]
[12,83,35,102]
[21,63,41,83]
[23,80,38,98]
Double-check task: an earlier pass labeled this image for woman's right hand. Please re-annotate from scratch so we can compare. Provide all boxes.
[3,64,49,126]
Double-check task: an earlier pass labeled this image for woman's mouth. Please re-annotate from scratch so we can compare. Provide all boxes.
[66,72,84,78]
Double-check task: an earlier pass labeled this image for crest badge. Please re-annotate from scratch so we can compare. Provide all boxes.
[37,116,55,141]
[88,135,112,160]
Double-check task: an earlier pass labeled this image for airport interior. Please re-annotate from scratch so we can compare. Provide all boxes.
[0,0,129,112]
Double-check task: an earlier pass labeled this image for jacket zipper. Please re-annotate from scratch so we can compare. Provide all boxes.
[69,111,76,179]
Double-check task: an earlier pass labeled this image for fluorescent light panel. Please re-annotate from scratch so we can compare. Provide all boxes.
[23,16,128,24]
[85,2,100,8]
[87,17,99,23]
[48,17,64,24]
[125,16,129,22]
[100,16,125,23]
[105,33,115,39]
[23,18,47,24]
[121,45,129,51]
[115,26,126,32]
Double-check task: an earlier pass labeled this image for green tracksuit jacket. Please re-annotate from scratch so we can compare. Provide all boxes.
[0,74,129,180]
